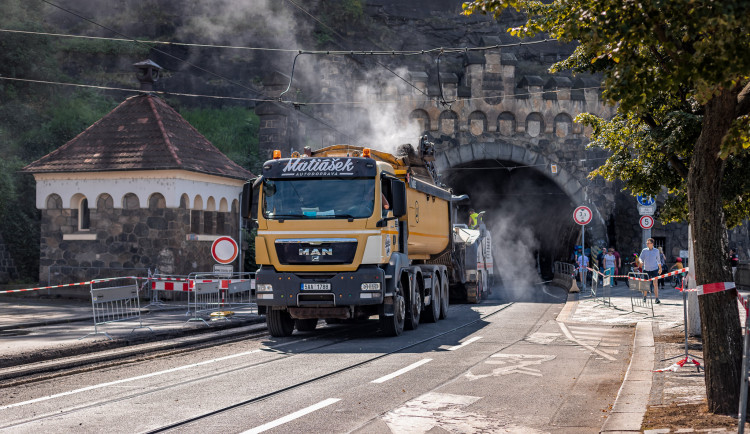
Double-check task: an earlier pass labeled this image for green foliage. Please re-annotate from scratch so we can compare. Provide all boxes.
[463,0,750,228]
[179,106,262,173]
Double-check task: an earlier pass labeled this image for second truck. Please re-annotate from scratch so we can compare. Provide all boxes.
[243,139,494,337]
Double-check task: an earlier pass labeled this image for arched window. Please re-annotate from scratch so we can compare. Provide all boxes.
[497,112,516,136]
[439,110,458,135]
[468,111,487,136]
[206,196,216,211]
[409,109,431,133]
[96,193,113,210]
[219,198,229,213]
[148,193,166,209]
[179,194,189,209]
[526,113,544,137]
[123,193,140,210]
[46,194,62,210]
[554,113,573,138]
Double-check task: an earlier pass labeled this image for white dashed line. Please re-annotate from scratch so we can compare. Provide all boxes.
[371,359,432,384]
[447,336,483,351]
[241,398,341,434]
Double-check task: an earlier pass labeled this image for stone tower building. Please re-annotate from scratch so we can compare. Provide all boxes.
[23,61,254,285]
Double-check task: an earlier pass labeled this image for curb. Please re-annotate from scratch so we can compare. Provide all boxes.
[600,321,654,432]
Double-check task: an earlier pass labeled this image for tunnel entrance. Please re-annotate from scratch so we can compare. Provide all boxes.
[442,159,580,283]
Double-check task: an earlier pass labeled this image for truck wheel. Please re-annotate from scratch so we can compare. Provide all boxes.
[423,278,440,323]
[405,282,422,330]
[295,318,318,332]
[267,309,295,337]
[380,293,405,336]
[439,278,449,319]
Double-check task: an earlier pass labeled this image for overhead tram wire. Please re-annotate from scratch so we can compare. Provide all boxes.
[0,76,602,108]
[0,27,559,56]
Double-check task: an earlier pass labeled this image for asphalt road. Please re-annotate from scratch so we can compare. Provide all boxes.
[0,284,634,433]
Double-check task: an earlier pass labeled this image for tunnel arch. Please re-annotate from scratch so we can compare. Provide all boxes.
[434,142,607,277]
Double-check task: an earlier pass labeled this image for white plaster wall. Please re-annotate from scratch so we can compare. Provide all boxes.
[34,170,245,210]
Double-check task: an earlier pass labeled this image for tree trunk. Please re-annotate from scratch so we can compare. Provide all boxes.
[689,88,742,415]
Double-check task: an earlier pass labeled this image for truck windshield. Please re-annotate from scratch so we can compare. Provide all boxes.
[263,178,375,219]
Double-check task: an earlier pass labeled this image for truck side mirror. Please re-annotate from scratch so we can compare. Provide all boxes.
[241,181,253,219]
[391,179,407,218]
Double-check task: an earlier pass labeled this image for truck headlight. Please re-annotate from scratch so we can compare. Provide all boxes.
[257,283,273,292]
[361,282,380,291]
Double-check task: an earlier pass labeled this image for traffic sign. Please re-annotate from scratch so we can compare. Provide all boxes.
[637,195,655,206]
[573,206,592,225]
[211,236,238,264]
[638,205,656,215]
[639,215,655,230]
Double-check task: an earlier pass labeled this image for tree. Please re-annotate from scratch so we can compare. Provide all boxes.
[462,0,750,414]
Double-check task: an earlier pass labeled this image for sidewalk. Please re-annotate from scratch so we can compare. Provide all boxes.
[564,280,745,432]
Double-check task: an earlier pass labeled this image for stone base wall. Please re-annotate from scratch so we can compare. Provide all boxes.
[39,206,239,285]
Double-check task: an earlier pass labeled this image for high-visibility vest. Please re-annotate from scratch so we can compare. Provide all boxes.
[469,212,479,229]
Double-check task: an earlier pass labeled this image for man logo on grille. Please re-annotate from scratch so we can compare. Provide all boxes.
[299,248,333,256]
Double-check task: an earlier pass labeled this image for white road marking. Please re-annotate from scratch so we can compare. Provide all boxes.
[371,358,432,384]
[525,332,560,345]
[447,336,482,351]
[382,392,520,433]
[558,322,616,361]
[241,398,340,434]
[0,348,263,411]
[543,285,566,300]
[466,353,556,380]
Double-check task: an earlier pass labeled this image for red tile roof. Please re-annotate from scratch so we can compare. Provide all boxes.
[23,94,254,181]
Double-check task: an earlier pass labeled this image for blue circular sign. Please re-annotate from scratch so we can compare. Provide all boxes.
[637,195,655,206]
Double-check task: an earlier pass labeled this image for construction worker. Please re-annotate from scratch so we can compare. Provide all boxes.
[469,208,479,229]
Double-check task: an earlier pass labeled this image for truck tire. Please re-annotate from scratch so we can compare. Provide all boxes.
[380,289,405,336]
[423,278,440,323]
[405,277,422,330]
[295,318,318,332]
[439,278,449,319]
[267,309,295,337]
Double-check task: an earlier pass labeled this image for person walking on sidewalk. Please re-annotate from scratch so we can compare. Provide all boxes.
[638,238,662,304]
[577,249,589,289]
[603,248,616,286]
[611,247,622,286]
[657,247,667,289]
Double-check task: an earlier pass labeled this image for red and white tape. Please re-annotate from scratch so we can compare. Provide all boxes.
[697,281,735,296]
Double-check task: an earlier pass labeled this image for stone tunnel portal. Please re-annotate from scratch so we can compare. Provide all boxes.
[442,159,581,284]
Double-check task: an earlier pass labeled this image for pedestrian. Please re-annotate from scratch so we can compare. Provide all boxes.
[657,247,667,289]
[611,247,622,286]
[576,248,589,289]
[603,248,616,287]
[638,238,663,304]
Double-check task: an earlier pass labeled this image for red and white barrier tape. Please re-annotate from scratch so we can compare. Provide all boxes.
[654,356,701,372]
[0,276,252,295]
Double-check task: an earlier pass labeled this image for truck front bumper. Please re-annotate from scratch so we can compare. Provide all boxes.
[255,265,385,307]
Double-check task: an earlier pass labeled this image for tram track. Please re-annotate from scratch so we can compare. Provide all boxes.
[146,301,516,433]
[0,301,517,432]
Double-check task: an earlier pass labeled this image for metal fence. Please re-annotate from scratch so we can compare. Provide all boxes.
[80,277,152,340]
[628,272,654,316]
[185,272,256,326]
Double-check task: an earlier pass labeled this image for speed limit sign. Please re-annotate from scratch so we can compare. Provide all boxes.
[573,206,592,225]
[639,215,655,230]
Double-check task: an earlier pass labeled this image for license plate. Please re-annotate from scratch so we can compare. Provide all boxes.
[301,283,331,291]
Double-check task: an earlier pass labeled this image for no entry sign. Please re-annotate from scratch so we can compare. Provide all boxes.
[639,215,655,230]
[573,206,592,225]
[211,236,238,264]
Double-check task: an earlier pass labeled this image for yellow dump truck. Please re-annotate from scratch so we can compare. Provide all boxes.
[243,139,493,337]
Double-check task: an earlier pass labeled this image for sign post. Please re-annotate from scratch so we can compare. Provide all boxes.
[637,195,655,247]
[573,206,592,289]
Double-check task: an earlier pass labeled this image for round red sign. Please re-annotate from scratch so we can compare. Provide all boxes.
[211,236,238,264]
[639,215,655,230]
[573,206,592,225]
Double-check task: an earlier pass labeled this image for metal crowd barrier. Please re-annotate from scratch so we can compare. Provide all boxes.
[145,271,192,309]
[80,277,152,340]
[628,272,654,316]
[553,261,576,290]
[185,272,256,326]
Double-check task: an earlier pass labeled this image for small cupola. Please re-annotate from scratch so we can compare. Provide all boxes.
[133,59,163,92]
